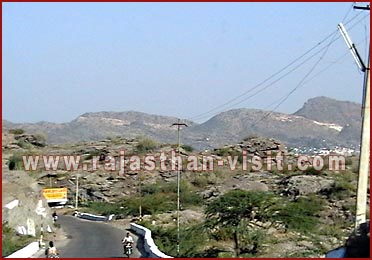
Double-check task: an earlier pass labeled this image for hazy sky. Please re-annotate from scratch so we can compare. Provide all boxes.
[3,2,370,123]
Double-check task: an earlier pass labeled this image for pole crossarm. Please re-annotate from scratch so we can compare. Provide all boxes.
[353,5,370,11]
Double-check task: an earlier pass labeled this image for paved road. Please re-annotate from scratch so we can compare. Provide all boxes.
[55,215,147,258]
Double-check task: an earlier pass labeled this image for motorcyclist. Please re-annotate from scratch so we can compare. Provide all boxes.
[52,211,58,223]
[45,241,59,258]
[122,232,134,255]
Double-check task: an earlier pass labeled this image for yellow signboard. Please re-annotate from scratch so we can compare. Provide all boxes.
[42,188,68,202]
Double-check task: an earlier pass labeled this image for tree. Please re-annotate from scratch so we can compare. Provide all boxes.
[205,190,280,257]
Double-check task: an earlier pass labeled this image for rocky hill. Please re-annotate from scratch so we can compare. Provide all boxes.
[3,97,362,149]
[2,131,54,256]
[294,96,361,126]
[2,129,365,257]
[188,108,346,148]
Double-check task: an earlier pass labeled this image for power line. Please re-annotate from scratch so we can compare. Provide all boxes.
[249,38,369,130]
[188,34,336,121]
[363,15,369,63]
[191,19,363,122]
[187,12,366,122]
[342,2,356,22]
[251,45,333,127]
[257,47,349,115]
[250,15,369,127]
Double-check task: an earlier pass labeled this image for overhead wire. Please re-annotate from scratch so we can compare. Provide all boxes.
[259,37,366,115]
[250,43,335,127]
[250,14,369,127]
[363,15,369,65]
[187,11,365,122]
[341,2,356,22]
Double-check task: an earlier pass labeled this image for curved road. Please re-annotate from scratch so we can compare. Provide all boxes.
[55,215,147,258]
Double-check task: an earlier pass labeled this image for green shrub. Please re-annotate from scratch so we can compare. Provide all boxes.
[352,162,359,173]
[326,171,357,200]
[8,154,24,170]
[141,180,202,209]
[17,140,32,149]
[181,144,194,152]
[9,129,24,135]
[215,148,243,164]
[274,195,325,234]
[215,147,231,157]
[327,180,356,200]
[345,157,353,166]
[85,201,124,215]
[140,193,176,215]
[318,225,344,239]
[239,228,267,255]
[181,188,203,207]
[84,150,104,160]
[303,166,322,175]
[107,135,124,145]
[86,180,202,217]
[142,222,208,257]
[190,174,209,188]
[2,222,34,257]
[135,137,158,153]
[277,163,301,175]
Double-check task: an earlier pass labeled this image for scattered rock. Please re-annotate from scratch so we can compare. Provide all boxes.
[14,134,46,147]
[281,175,335,197]
[200,179,269,200]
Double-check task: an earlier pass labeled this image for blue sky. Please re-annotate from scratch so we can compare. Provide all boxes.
[2,2,370,123]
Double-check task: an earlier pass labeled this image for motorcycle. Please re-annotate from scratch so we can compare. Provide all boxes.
[124,244,133,257]
[45,248,59,258]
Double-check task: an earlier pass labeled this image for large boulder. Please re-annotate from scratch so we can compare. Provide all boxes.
[2,170,54,237]
[14,134,46,147]
[200,179,269,200]
[281,175,335,197]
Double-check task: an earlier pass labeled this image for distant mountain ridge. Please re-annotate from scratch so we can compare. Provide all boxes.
[3,96,362,149]
[294,96,361,125]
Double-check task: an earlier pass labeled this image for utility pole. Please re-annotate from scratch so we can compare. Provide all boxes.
[355,51,370,230]
[75,174,79,209]
[338,3,370,230]
[171,119,188,256]
[139,175,142,221]
[353,3,370,231]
